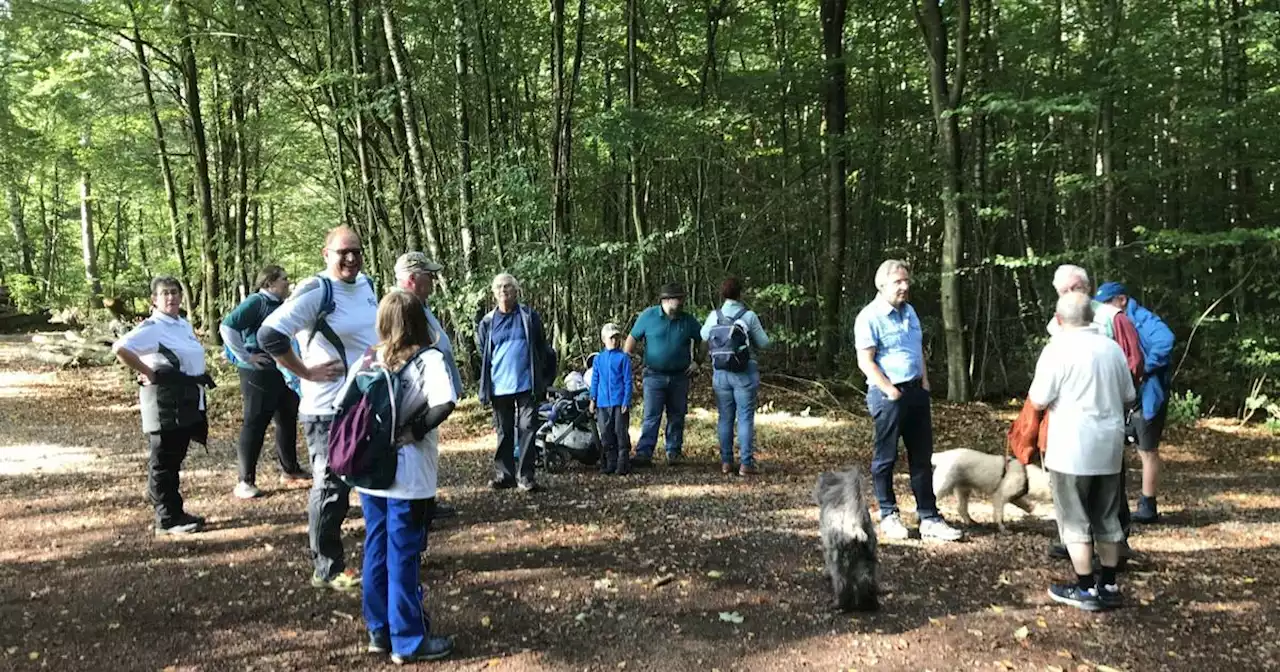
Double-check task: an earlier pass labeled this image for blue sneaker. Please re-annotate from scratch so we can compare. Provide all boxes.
[391,635,455,664]
[1048,583,1102,611]
[367,630,391,654]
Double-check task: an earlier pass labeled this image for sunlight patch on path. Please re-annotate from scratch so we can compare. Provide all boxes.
[0,442,100,475]
[0,369,59,397]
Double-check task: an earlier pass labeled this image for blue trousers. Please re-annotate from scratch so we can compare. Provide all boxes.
[635,371,690,459]
[867,383,939,520]
[713,361,759,466]
[361,493,432,656]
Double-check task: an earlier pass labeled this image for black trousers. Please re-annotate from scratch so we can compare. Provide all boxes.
[236,367,302,483]
[147,427,192,526]
[491,391,537,483]
[595,406,631,469]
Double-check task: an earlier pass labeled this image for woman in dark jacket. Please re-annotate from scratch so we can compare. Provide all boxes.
[112,276,214,535]
[220,265,307,499]
[474,273,557,492]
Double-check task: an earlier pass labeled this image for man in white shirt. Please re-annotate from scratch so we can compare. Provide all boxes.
[1029,292,1136,612]
[258,225,378,591]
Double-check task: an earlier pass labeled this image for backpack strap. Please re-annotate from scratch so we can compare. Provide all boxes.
[730,306,749,322]
[308,275,351,370]
[714,308,727,324]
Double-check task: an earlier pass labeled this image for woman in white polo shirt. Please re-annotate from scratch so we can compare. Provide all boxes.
[112,276,214,536]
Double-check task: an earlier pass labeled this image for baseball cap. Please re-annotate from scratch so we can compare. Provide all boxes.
[601,323,621,340]
[394,252,444,275]
[1094,281,1127,303]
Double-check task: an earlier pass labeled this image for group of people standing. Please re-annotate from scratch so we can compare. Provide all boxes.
[108,233,1171,666]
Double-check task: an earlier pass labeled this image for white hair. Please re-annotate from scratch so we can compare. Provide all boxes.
[491,273,520,292]
[1056,291,1094,327]
[1052,264,1090,294]
[874,259,910,290]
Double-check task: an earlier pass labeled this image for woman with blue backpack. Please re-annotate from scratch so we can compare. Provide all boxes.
[700,277,770,476]
[220,265,308,499]
[331,290,457,663]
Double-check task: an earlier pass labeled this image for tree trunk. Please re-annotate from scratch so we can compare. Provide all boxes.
[913,0,972,402]
[78,142,104,309]
[626,0,650,298]
[382,0,446,280]
[178,3,219,333]
[455,0,477,279]
[817,0,848,371]
[6,184,34,277]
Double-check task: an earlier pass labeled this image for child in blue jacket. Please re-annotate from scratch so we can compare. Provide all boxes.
[589,323,633,474]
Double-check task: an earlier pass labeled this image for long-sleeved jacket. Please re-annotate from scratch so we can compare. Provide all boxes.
[475,304,557,406]
[1126,299,1175,419]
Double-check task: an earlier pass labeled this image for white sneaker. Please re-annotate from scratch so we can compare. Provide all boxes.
[233,482,263,499]
[879,512,911,540]
[920,517,964,542]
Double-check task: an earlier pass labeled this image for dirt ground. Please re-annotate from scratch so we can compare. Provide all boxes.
[1,333,1277,672]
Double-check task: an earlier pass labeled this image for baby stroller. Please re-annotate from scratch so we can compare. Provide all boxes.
[531,384,602,473]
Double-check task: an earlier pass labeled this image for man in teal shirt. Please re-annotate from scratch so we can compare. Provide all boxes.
[624,283,703,466]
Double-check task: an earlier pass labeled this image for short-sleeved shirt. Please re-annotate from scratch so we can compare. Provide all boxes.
[629,306,703,373]
[853,298,924,386]
[346,348,457,501]
[489,309,532,396]
[258,272,379,416]
[1029,326,1137,476]
[113,310,208,410]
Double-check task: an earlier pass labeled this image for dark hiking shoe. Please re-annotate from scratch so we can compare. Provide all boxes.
[489,477,517,490]
[430,502,458,520]
[1133,496,1160,524]
[391,635,455,664]
[1048,583,1103,612]
[1094,584,1123,609]
[517,478,542,493]
[368,630,391,654]
[154,518,203,536]
[665,453,684,467]
[631,455,653,468]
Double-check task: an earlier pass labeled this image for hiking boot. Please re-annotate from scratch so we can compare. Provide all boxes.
[920,517,965,542]
[600,455,617,475]
[666,453,684,467]
[879,512,911,540]
[234,481,263,499]
[391,635,455,664]
[489,477,517,490]
[154,517,204,536]
[367,630,391,654]
[517,478,542,493]
[631,454,653,468]
[721,462,734,475]
[430,502,458,520]
[1133,495,1160,524]
[739,463,759,476]
[1048,583,1103,611]
[1094,583,1123,609]
[616,457,632,476]
[311,569,361,592]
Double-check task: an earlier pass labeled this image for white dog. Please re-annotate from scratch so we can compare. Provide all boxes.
[931,448,1036,532]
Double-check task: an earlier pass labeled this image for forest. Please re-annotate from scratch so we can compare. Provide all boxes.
[0,0,1277,412]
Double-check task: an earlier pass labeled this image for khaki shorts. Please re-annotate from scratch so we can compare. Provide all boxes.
[1050,471,1125,545]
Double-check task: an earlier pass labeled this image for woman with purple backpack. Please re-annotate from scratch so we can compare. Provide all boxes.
[334,291,457,664]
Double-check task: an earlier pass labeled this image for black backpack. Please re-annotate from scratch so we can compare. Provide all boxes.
[707,307,751,372]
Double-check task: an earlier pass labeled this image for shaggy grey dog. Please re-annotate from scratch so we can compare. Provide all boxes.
[813,466,879,612]
[931,448,1035,532]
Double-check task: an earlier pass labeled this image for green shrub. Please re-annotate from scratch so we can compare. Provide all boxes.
[1166,390,1202,427]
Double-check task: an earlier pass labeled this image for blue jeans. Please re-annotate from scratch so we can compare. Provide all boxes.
[713,361,759,466]
[635,371,690,459]
[361,493,432,656]
[867,383,939,521]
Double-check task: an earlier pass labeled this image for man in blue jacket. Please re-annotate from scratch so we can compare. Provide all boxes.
[1095,282,1175,524]
[475,273,558,492]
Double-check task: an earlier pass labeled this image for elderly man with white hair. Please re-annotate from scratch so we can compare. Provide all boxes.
[1030,292,1136,611]
[475,273,557,492]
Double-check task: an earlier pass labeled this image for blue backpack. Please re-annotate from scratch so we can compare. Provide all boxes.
[328,346,433,490]
[707,306,751,372]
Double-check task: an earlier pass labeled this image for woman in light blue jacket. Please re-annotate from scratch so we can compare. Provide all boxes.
[700,277,770,476]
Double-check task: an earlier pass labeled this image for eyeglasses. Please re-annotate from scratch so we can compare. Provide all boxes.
[330,247,364,258]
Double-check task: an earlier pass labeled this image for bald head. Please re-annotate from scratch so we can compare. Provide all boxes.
[322,226,363,282]
[1056,291,1094,328]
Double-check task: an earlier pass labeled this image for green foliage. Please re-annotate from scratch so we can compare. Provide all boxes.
[6,274,43,313]
[1166,390,1202,428]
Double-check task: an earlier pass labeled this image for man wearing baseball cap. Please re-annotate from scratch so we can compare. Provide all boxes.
[1094,281,1175,524]
[624,282,703,466]
[394,252,463,521]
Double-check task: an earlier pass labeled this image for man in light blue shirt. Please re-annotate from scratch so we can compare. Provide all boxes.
[853,259,962,542]
[394,252,463,520]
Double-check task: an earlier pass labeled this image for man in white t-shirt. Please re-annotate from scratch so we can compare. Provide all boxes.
[258,225,379,591]
[1029,292,1136,612]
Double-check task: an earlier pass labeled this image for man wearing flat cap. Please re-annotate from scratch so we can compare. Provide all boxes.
[1095,281,1175,524]
[395,251,463,520]
[624,283,703,466]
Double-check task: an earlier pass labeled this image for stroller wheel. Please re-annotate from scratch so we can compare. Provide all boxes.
[544,448,568,474]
